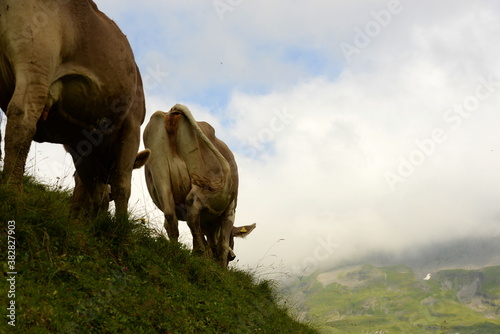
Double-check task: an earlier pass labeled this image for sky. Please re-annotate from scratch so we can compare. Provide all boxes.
[2,0,500,279]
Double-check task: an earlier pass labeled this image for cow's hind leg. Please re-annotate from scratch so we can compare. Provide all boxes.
[204,228,217,259]
[110,165,133,219]
[164,213,180,242]
[2,72,50,189]
[144,166,180,241]
[186,188,207,255]
[109,149,133,219]
[109,118,141,218]
[0,119,3,162]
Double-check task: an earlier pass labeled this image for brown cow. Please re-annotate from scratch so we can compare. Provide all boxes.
[0,0,146,216]
[143,104,255,267]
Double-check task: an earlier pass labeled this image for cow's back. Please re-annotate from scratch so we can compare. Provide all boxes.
[172,114,236,198]
[197,121,238,201]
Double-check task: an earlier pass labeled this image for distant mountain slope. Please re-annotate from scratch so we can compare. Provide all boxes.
[289,264,500,334]
[364,236,500,278]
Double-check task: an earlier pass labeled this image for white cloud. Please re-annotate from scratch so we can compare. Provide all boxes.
[211,0,500,272]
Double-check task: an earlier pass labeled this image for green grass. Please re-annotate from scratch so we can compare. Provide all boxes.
[1,174,319,333]
[293,264,500,334]
[483,266,500,295]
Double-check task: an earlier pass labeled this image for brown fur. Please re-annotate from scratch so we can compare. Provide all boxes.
[0,0,146,216]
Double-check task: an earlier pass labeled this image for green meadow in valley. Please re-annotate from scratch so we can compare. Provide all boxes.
[289,264,500,334]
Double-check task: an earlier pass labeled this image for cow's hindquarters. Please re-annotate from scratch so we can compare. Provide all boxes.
[143,111,191,241]
[217,200,237,267]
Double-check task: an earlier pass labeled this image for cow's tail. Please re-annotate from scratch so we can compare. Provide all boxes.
[170,104,232,187]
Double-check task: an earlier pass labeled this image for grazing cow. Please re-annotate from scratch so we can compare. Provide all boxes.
[0,0,146,216]
[143,104,255,266]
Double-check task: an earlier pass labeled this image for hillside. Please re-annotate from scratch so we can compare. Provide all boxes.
[289,264,500,333]
[0,174,318,333]
[359,237,500,278]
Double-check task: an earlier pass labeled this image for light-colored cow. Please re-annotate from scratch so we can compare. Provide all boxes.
[0,0,145,216]
[143,104,255,266]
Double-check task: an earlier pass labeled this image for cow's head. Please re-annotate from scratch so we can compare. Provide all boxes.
[71,171,110,216]
[227,223,256,263]
[72,150,151,214]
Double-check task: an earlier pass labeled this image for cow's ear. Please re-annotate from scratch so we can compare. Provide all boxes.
[232,223,256,238]
[134,149,151,169]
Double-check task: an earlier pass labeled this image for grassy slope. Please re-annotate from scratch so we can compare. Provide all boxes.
[0,175,318,334]
[294,264,500,334]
